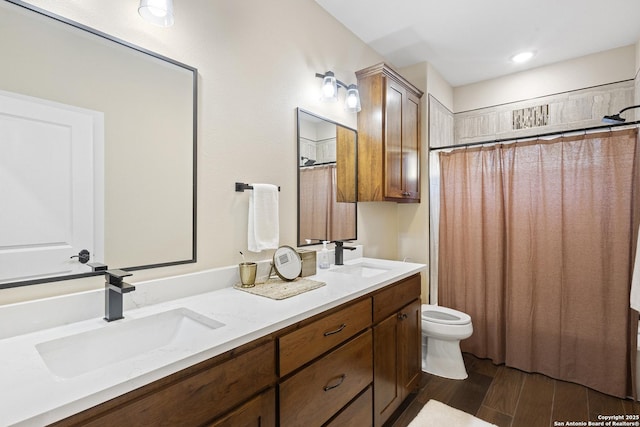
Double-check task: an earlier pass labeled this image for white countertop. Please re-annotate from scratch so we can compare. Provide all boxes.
[0,257,425,426]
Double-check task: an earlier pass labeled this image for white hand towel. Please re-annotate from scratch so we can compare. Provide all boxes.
[248,183,279,252]
[631,230,640,312]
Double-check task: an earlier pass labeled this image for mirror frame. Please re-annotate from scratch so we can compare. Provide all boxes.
[296,108,357,247]
[1,1,198,289]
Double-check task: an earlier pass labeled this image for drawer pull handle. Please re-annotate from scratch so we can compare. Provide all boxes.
[398,312,408,320]
[324,323,347,336]
[323,374,347,391]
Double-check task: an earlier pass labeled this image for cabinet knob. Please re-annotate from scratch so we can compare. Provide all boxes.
[402,192,411,197]
[398,312,408,320]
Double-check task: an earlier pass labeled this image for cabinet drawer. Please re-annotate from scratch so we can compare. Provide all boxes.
[279,330,373,427]
[373,274,420,323]
[207,387,275,427]
[279,298,371,376]
[72,341,276,427]
[326,385,373,427]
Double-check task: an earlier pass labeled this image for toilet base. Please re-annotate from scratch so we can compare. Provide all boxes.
[422,337,468,380]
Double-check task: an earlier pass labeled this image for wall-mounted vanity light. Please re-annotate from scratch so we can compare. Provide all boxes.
[345,84,361,113]
[315,71,361,113]
[138,0,175,27]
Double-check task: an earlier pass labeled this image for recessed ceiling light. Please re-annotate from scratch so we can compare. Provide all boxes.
[511,51,535,63]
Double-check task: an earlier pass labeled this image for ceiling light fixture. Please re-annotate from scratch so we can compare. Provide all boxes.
[138,0,175,27]
[511,51,534,64]
[315,71,361,113]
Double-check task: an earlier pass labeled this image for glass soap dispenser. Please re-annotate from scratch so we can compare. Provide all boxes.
[319,241,330,269]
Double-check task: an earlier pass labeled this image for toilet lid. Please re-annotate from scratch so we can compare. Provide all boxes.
[422,304,471,325]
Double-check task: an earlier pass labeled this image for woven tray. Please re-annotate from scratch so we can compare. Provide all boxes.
[233,277,325,300]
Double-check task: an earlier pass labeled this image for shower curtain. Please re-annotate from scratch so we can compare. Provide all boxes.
[299,164,356,242]
[436,129,639,398]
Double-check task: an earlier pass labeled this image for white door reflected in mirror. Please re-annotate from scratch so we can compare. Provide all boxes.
[0,90,104,284]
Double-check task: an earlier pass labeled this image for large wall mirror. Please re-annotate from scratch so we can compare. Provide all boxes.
[297,109,357,246]
[0,1,197,288]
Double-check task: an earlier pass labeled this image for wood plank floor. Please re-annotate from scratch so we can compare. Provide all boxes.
[389,353,640,427]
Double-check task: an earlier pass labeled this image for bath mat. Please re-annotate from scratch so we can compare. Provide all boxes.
[233,277,325,300]
[408,400,497,427]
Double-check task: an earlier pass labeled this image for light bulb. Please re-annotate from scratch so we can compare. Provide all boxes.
[344,85,361,113]
[320,72,338,103]
[148,7,167,18]
[323,80,336,97]
[139,0,174,27]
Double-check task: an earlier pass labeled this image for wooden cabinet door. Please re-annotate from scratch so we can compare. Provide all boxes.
[373,313,400,427]
[55,341,276,427]
[207,388,275,427]
[373,297,422,427]
[326,386,373,427]
[401,92,420,201]
[384,79,405,200]
[398,300,421,399]
[336,125,357,203]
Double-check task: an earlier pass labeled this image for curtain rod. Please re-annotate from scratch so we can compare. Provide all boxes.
[299,161,336,169]
[429,120,640,152]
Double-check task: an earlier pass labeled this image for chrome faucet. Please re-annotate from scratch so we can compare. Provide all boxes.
[333,241,356,266]
[103,269,135,322]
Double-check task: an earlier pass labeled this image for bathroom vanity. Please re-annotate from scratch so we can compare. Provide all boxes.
[0,257,424,426]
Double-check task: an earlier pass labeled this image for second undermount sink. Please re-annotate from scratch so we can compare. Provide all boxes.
[330,262,391,278]
[36,307,225,379]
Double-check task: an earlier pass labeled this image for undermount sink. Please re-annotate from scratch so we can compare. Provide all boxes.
[330,262,391,278]
[36,307,225,379]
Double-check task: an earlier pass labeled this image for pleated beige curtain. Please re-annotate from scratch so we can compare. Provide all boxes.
[299,165,356,243]
[299,166,331,243]
[438,129,639,398]
[328,166,356,241]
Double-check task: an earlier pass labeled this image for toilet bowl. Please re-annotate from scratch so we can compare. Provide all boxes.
[421,304,473,380]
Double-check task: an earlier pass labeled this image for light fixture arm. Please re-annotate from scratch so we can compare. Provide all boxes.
[315,72,349,90]
[315,70,361,113]
[617,105,640,115]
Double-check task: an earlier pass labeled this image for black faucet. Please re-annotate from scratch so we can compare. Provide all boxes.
[333,241,357,266]
[103,269,135,322]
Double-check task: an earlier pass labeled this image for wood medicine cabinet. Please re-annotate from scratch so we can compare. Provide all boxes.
[356,63,423,203]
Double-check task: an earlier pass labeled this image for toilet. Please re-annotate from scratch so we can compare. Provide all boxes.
[421,304,473,380]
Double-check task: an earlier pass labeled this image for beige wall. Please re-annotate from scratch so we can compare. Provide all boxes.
[636,40,640,75]
[5,1,635,306]
[393,63,430,302]
[1,0,389,304]
[454,45,637,113]
[426,64,454,112]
